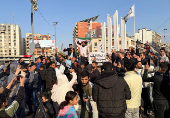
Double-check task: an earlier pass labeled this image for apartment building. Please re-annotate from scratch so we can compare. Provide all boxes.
[0,23,24,56]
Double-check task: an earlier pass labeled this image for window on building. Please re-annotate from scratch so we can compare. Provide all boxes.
[9,43,11,45]
[119,41,121,44]
[14,43,16,46]
[14,50,16,52]
[9,53,11,55]
[9,36,11,38]
[127,41,128,45]
[9,50,11,52]
[94,42,97,46]
[14,53,16,55]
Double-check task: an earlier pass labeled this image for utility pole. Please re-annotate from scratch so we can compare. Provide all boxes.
[30,0,38,62]
[162,29,167,43]
[53,22,58,48]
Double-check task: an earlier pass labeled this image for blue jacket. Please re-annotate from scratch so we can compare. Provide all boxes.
[65,53,73,69]
[58,105,77,118]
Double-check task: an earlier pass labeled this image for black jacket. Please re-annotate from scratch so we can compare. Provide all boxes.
[90,69,100,83]
[93,71,131,117]
[43,101,55,118]
[45,67,57,91]
[0,87,25,118]
[143,69,170,102]
[63,48,75,57]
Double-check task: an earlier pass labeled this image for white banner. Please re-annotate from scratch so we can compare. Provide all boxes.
[88,52,106,66]
[124,5,135,22]
[113,10,119,51]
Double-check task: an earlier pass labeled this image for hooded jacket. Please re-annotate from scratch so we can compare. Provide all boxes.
[93,71,131,117]
[7,61,20,103]
[58,105,78,118]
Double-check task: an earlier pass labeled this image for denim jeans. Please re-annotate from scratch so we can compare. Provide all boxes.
[16,100,26,118]
[125,108,139,118]
[26,89,38,113]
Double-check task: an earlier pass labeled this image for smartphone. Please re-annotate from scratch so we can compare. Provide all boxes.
[148,59,150,66]
[83,93,88,99]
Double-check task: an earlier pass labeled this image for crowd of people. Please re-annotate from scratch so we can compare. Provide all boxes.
[0,39,170,118]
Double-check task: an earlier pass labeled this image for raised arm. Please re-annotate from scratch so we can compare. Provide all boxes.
[86,39,92,48]
[75,39,81,48]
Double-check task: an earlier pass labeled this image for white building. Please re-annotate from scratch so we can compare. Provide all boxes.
[0,23,24,56]
[135,28,161,51]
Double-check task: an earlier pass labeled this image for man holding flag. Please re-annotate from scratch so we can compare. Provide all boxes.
[74,37,93,58]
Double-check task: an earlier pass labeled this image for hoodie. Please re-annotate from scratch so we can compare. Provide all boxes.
[7,61,20,103]
[58,105,78,118]
[93,71,131,117]
[7,61,19,85]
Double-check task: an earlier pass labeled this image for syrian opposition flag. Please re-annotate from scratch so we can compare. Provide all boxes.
[76,37,91,43]
[124,5,135,22]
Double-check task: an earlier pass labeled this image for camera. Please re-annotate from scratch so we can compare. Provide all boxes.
[17,75,23,81]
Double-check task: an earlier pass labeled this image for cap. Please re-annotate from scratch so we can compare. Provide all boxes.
[50,57,55,60]
[56,62,60,66]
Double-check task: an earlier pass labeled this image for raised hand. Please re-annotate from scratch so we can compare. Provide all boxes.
[15,65,21,76]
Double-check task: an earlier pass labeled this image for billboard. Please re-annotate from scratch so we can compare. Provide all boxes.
[29,40,55,48]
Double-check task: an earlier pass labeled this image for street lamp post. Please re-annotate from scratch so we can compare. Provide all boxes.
[53,22,58,48]
[162,29,167,43]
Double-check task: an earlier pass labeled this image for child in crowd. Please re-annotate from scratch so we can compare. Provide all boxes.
[41,92,55,118]
[73,84,81,118]
[58,91,79,118]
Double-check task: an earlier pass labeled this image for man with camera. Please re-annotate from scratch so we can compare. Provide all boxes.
[25,62,41,117]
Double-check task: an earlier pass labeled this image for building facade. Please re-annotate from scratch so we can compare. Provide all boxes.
[135,28,161,51]
[26,33,53,57]
[91,37,135,53]
[0,23,24,57]
[73,22,102,49]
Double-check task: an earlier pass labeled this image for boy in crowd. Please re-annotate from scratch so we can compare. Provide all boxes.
[80,70,98,118]
[42,92,55,118]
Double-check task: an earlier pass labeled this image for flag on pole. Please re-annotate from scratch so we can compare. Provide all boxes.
[76,37,91,43]
[124,5,135,22]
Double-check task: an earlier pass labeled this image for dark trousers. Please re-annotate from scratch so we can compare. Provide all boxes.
[26,89,38,113]
[99,113,125,118]
[154,101,170,118]
[141,88,149,115]
[16,99,26,118]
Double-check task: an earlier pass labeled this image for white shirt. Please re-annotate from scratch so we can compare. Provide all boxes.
[75,40,92,57]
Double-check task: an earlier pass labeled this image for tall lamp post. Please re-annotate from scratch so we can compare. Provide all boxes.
[162,29,167,43]
[53,22,58,48]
